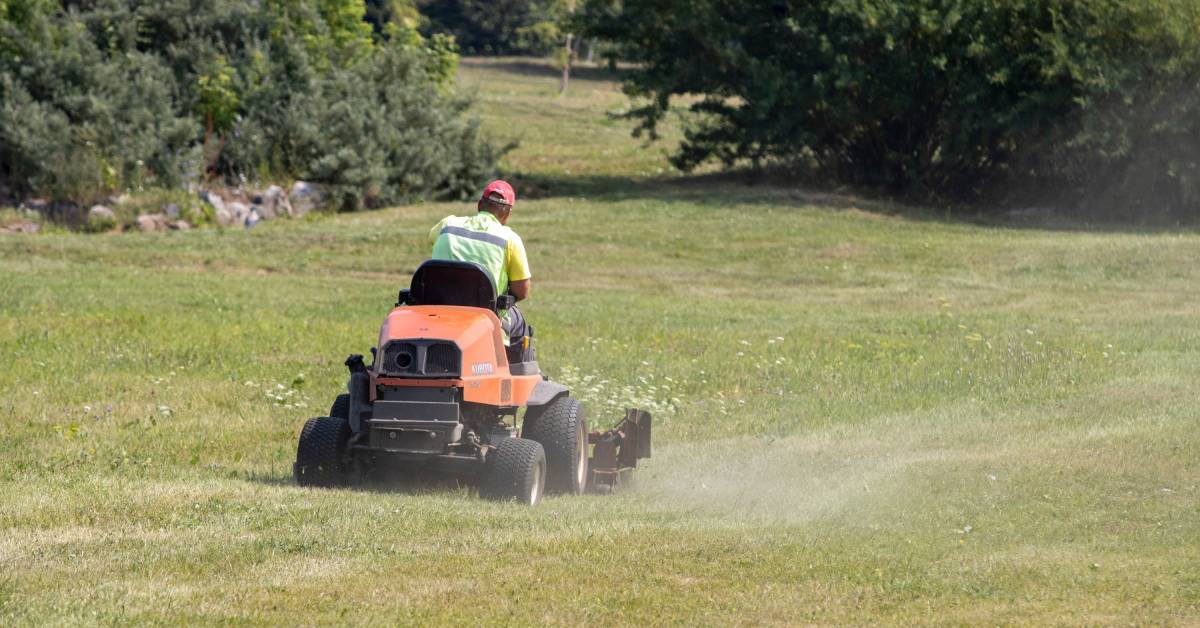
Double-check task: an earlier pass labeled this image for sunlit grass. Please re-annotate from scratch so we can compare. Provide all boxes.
[0,58,1198,625]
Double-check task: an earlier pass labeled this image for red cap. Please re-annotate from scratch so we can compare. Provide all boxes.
[481,180,516,206]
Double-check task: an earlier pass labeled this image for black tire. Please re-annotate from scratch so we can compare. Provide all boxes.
[329,394,350,419]
[294,416,351,488]
[522,395,588,495]
[479,438,546,505]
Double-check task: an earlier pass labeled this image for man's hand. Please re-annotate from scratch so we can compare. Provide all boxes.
[509,279,531,301]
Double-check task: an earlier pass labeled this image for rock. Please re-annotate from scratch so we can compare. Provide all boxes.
[86,205,117,231]
[201,191,239,226]
[245,209,262,229]
[164,203,181,219]
[4,221,40,234]
[135,213,168,232]
[88,204,116,221]
[260,185,292,219]
[168,220,192,231]
[50,201,81,222]
[22,198,51,212]
[288,181,323,216]
[227,201,251,226]
[200,190,226,214]
[21,198,78,222]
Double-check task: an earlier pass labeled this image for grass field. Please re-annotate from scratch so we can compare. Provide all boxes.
[2,57,1199,625]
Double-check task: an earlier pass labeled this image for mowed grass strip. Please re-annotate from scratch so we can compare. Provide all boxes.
[1,59,1198,624]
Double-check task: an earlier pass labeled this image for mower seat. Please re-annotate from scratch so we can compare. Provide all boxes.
[404,259,513,312]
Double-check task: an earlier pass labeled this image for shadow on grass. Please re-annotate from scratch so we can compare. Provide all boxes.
[515,170,1200,235]
[460,58,619,83]
[240,468,474,497]
[518,170,928,216]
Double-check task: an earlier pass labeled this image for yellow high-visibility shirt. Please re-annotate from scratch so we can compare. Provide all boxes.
[428,211,530,296]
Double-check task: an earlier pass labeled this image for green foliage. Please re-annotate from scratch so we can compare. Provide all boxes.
[0,0,496,208]
[419,0,567,55]
[365,0,423,36]
[195,56,240,134]
[0,6,195,202]
[582,0,1200,216]
[248,38,499,210]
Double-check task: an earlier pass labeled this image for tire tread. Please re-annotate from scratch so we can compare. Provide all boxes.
[480,438,545,503]
[294,416,350,487]
[523,396,587,494]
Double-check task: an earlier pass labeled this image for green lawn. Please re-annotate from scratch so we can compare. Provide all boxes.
[1,58,1198,625]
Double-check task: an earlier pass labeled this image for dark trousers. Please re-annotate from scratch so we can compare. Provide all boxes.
[502,303,528,344]
[502,304,534,363]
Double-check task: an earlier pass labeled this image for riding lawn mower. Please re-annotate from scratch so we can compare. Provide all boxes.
[293,260,650,504]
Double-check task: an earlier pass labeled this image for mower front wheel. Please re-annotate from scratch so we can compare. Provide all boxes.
[479,438,546,505]
[294,416,351,488]
[523,396,588,495]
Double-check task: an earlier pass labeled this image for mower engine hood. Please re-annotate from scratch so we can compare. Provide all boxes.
[378,305,506,365]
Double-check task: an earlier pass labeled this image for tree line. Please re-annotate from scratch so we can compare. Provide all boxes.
[5,0,1197,217]
[578,0,1200,217]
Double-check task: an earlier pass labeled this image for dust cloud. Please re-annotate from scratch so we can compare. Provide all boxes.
[630,432,931,524]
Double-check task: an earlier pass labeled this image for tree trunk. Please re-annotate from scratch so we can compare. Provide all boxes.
[559,32,574,95]
[559,1,579,96]
[204,111,216,182]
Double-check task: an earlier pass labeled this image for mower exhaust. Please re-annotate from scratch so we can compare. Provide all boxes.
[586,408,652,494]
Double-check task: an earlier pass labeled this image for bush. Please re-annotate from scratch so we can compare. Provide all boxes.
[0,0,498,209]
[0,7,195,202]
[228,34,498,210]
[582,0,1200,217]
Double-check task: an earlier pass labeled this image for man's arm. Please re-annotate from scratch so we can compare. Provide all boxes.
[509,278,530,301]
[506,233,532,301]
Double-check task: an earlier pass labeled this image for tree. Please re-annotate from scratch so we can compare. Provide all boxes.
[418,0,562,55]
[581,0,1200,216]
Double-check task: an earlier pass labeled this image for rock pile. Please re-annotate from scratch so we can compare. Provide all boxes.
[2,181,327,234]
[200,181,324,229]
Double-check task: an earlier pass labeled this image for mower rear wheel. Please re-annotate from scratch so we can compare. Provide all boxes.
[294,416,351,488]
[479,438,546,505]
[329,394,350,420]
[523,396,588,495]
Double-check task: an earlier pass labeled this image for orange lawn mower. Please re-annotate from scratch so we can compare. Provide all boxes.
[293,260,651,504]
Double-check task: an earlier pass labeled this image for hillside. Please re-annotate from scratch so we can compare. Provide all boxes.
[0,58,1197,624]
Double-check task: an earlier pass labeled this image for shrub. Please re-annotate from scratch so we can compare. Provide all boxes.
[0,0,498,209]
[582,0,1200,217]
[0,7,195,202]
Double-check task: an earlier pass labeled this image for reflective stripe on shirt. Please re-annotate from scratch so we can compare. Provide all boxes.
[439,225,507,249]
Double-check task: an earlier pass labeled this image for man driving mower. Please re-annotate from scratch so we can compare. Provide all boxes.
[429,179,534,362]
[292,177,652,500]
